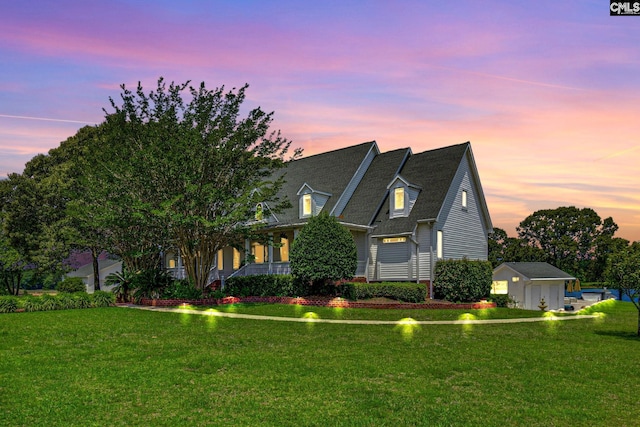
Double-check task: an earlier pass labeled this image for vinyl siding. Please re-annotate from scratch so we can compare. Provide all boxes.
[417,223,433,281]
[438,156,488,261]
[377,239,410,280]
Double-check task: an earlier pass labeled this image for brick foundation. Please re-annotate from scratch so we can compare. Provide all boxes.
[140,296,496,310]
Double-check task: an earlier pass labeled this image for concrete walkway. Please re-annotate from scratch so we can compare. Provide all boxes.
[118,304,598,325]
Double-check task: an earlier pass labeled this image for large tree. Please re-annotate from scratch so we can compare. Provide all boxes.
[488,227,545,268]
[605,242,640,336]
[86,78,298,289]
[517,206,617,279]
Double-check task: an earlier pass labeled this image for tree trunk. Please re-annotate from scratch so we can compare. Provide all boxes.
[92,247,101,291]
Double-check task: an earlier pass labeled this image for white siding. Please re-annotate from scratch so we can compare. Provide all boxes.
[438,155,488,261]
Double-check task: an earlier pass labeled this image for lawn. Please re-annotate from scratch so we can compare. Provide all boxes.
[1,301,639,426]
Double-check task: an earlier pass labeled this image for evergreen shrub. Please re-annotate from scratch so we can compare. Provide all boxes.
[433,259,492,303]
[339,282,427,302]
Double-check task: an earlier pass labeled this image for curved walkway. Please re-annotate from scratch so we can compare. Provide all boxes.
[118,304,598,325]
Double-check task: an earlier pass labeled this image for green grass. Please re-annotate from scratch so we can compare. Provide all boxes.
[1,300,639,426]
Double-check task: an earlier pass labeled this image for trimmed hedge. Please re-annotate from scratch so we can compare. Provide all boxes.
[0,292,116,314]
[339,282,427,303]
[225,274,305,297]
[434,259,492,303]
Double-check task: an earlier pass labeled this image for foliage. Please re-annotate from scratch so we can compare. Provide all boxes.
[82,78,298,289]
[161,279,203,300]
[130,269,175,302]
[21,296,43,312]
[56,292,78,310]
[489,293,514,308]
[605,242,640,335]
[339,282,427,303]
[225,274,302,297]
[92,291,116,307]
[289,212,358,289]
[517,206,619,280]
[74,292,93,309]
[0,296,18,313]
[57,277,87,293]
[105,269,137,302]
[488,227,545,268]
[433,259,493,302]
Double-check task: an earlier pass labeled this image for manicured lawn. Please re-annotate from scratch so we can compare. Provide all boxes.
[1,301,639,426]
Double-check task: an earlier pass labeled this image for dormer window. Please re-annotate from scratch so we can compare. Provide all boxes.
[302,194,312,217]
[255,203,264,221]
[394,187,405,211]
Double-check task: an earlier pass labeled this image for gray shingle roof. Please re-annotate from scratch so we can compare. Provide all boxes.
[268,141,376,225]
[340,148,410,226]
[371,142,470,235]
[499,262,575,280]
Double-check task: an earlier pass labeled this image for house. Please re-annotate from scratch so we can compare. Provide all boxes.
[492,262,575,311]
[166,140,493,297]
[66,258,122,293]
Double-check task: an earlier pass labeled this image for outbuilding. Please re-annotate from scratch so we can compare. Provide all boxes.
[492,262,575,311]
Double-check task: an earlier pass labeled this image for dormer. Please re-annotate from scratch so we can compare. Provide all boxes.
[387,175,421,219]
[297,183,332,218]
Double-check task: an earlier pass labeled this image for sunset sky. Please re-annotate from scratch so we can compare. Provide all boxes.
[1,1,639,241]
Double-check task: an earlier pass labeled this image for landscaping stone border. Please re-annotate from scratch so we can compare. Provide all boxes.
[140,296,496,310]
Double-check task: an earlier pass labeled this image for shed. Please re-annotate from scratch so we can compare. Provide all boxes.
[492,262,575,311]
[67,258,122,293]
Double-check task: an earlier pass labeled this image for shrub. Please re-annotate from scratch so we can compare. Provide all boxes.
[339,282,427,303]
[290,212,358,290]
[433,259,492,303]
[131,269,175,302]
[225,275,302,297]
[0,296,18,313]
[489,293,513,308]
[73,293,93,309]
[161,280,203,300]
[92,291,115,307]
[40,294,62,311]
[56,293,79,310]
[21,296,44,312]
[57,277,87,293]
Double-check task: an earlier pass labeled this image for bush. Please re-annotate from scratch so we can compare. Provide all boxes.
[92,291,115,307]
[132,269,175,302]
[489,293,513,308]
[225,275,304,297]
[290,212,358,290]
[56,293,78,310]
[40,294,62,311]
[74,293,93,309]
[57,277,87,293]
[0,296,18,313]
[21,296,44,312]
[433,259,492,303]
[339,282,427,303]
[161,280,203,300]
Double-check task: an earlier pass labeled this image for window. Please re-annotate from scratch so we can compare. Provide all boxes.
[437,230,443,259]
[217,249,224,270]
[492,280,508,294]
[255,203,264,221]
[233,248,241,269]
[302,194,312,217]
[279,236,289,262]
[394,187,405,211]
[251,241,268,264]
[462,190,467,209]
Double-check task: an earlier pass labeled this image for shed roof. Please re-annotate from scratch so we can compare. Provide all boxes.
[496,262,575,281]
